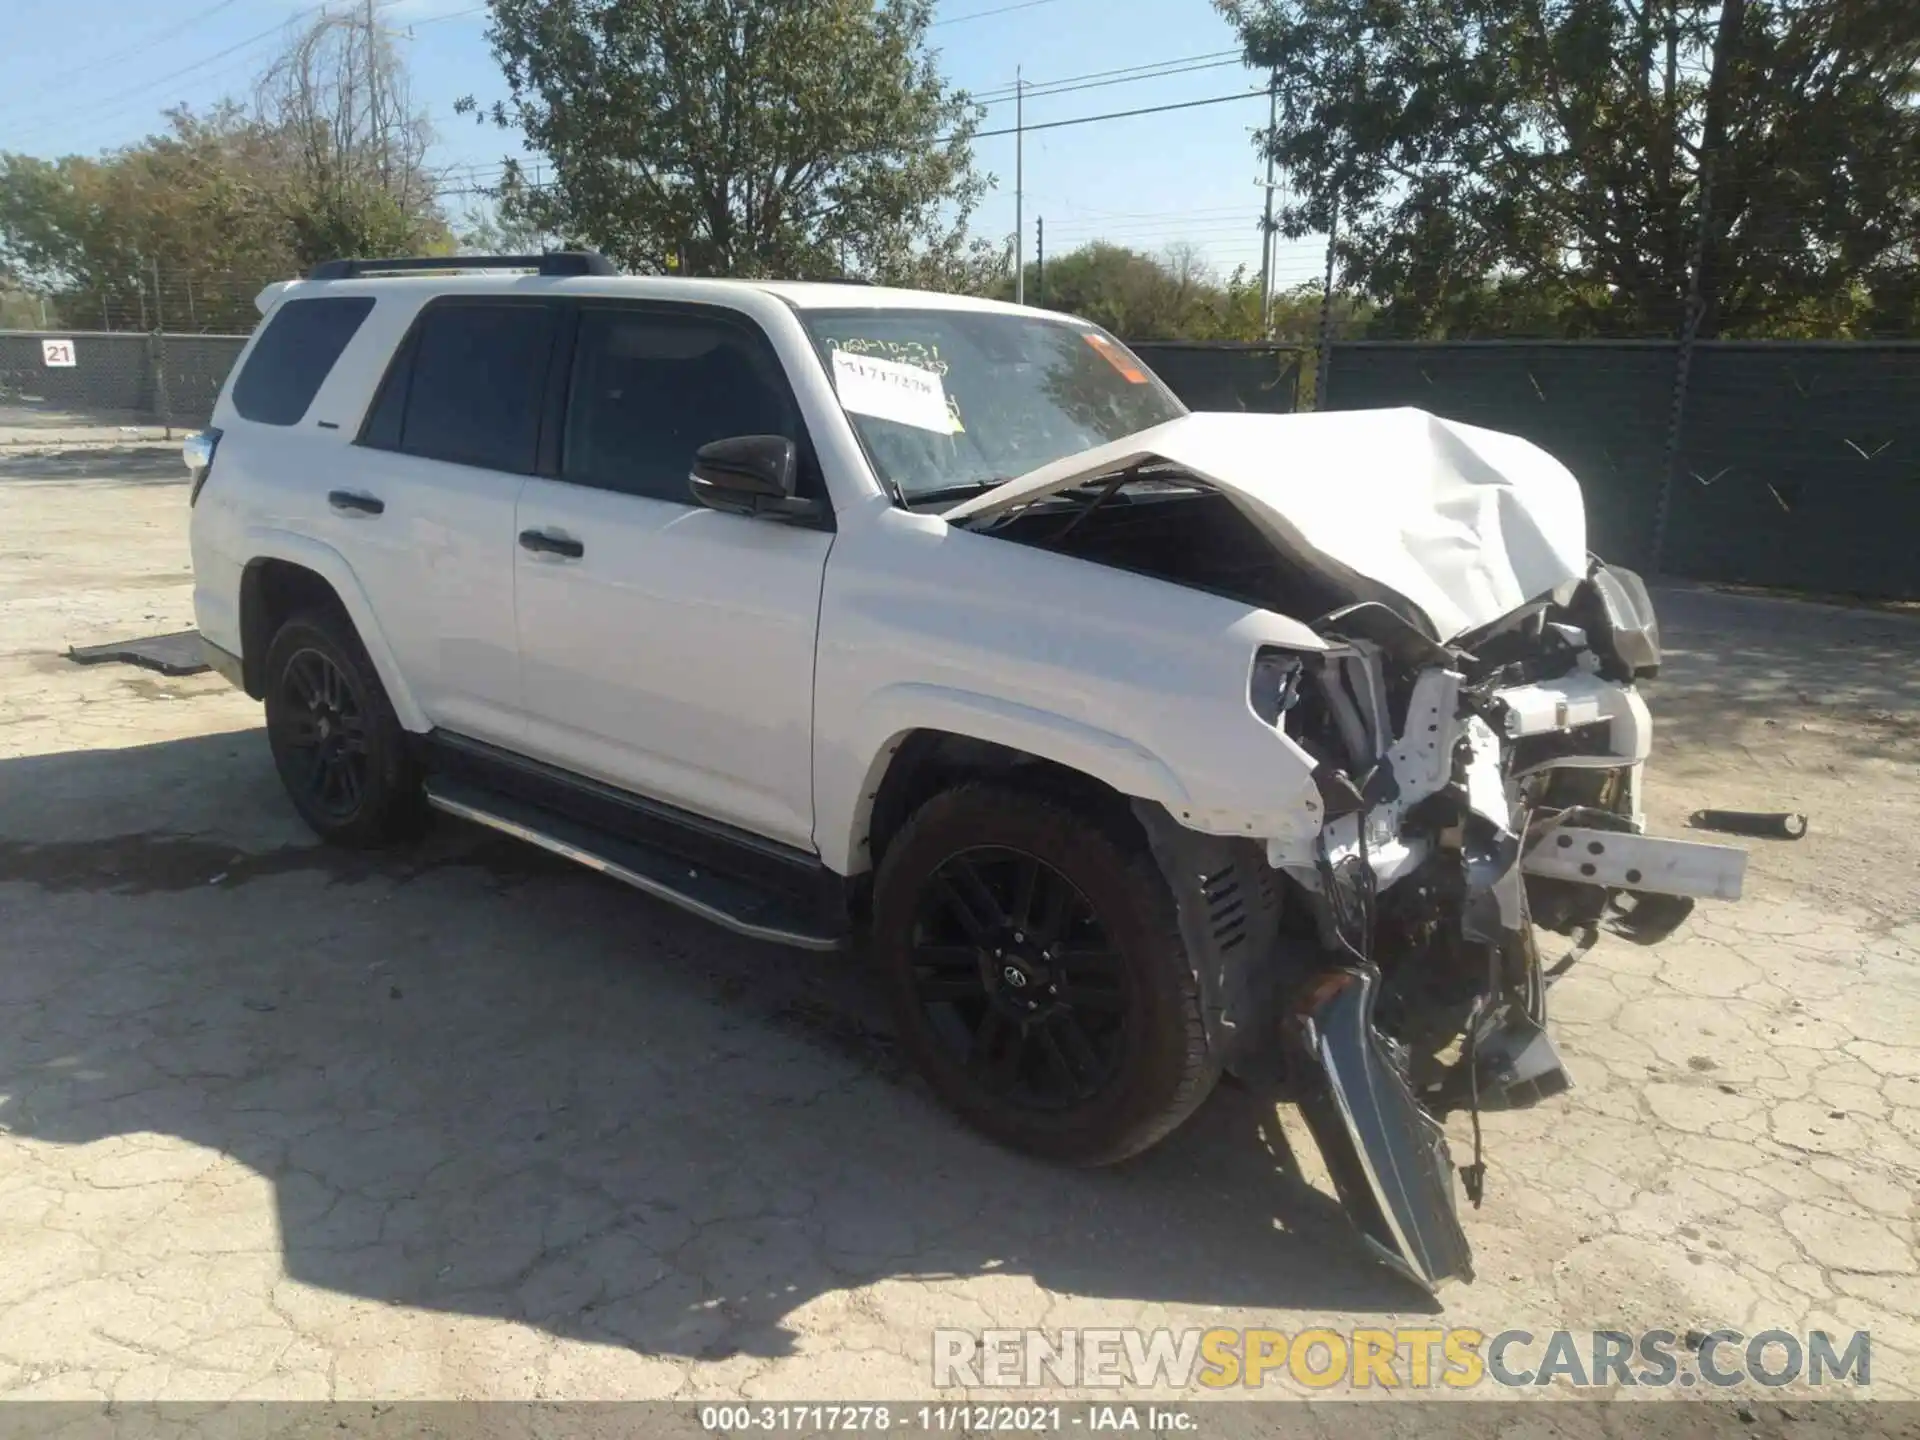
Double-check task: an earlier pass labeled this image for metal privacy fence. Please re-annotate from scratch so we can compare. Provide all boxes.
[1,332,1312,432]
[5,324,1913,600]
[1127,342,1305,414]
[0,331,246,433]
[1322,341,1920,599]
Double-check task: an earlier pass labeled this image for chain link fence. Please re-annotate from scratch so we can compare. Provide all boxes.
[0,331,247,435]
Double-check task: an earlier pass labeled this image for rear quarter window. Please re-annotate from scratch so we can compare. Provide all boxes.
[230,297,375,426]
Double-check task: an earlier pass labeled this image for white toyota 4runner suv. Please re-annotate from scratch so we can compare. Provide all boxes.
[189,250,1746,1291]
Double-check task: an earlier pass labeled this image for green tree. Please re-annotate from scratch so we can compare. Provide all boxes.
[456,198,551,255]
[253,4,450,266]
[1012,241,1262,338]
[0,105,298,331]
[463,0,997,286]
[1217,0,1920,338]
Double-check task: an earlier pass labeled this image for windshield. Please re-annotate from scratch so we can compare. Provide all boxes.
[800,308,1186,501]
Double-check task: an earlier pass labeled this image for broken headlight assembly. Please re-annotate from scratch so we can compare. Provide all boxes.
[1573,562,1661,680]
[1247,646,1305,726]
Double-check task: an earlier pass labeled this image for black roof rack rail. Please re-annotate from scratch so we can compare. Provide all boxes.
[305,251,618,280]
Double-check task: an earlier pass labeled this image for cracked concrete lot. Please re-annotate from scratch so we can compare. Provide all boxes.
[0,443,1916,1407]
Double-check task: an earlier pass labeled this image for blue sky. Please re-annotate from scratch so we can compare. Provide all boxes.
[0,0,1331,287]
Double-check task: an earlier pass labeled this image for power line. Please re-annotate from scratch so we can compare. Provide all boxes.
[0,0,243,117]
[413,43,1249,192]
[88,0,247,73]
[974,57,1244,109]
[1047,208,1273,229]
[933,0,1068,26]
[407,5,487,27]
[411,0,1070,33]
[1053,201,1253,220]
[1048,222,1258,236]
[969,87,1267,140]
[2,4,326,137]
[969,49,1240,101]
[433,87,1273,199]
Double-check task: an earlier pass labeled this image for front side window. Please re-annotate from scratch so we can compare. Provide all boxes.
[800,309,1185,502]
[394,301,556,473]
[231,296,374,426]
[561,307,805,503]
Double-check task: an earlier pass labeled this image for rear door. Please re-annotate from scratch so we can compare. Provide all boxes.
[347,297,561,745]
[511,302,832,852]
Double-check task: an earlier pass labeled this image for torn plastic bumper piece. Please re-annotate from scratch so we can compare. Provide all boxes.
[1438,1007,1572,1114]
[1284,966,1475,1292]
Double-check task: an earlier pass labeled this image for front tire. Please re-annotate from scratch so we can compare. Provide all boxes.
[262,608,423,847]
[871,784,1218,1166]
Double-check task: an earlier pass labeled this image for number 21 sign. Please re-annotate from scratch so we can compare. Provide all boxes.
[41,339,76,367]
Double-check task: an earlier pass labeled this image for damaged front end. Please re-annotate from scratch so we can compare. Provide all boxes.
[1141,563,1747,1294]
[949,411,1750,1291]
[1263,568,1746,1291]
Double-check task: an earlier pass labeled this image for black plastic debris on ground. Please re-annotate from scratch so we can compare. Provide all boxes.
[66,629,209,677]
[1688,808,1810,840]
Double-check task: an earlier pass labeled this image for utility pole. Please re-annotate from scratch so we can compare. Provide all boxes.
[151,254,172,438]
[365,0,389,190]
[1036,217,1045,307]
[1013,68,1024,305]
[1313,192,1340,410]
[1258,75,1277,337]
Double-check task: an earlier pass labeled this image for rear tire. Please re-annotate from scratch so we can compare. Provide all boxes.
[262,607,423,847]
[871,783,1217,1166]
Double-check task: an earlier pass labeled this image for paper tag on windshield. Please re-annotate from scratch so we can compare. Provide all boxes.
[831,349,956,434]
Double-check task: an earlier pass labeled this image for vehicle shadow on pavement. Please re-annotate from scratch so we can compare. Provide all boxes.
[0,731,1428,1369]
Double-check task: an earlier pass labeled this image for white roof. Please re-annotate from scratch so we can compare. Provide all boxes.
[260,270,1064,320]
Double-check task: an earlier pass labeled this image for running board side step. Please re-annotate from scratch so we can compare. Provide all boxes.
[425,781,845,951]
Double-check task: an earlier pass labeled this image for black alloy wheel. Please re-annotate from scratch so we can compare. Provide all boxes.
[275,646,370,820]
[872,784,1217,1166]
[262,607,423,847]
[908,845,1129,1111]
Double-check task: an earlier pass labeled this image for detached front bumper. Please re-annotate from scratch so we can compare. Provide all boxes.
[1263,664,1745,1295]
[1286,967,1475,1290]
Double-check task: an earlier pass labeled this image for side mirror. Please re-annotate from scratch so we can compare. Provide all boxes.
[689,435,823,522]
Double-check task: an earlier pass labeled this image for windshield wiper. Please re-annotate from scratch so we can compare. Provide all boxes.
[1049,466,1140,543]
[900,478,1011,510]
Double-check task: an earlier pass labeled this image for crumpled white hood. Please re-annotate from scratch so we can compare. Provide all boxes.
[945,408,1590,639]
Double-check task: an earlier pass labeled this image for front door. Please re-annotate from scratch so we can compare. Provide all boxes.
[512,303,832,852]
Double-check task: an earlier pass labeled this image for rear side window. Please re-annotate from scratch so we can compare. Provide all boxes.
[381,301,557,473]
[231,297,374,425]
